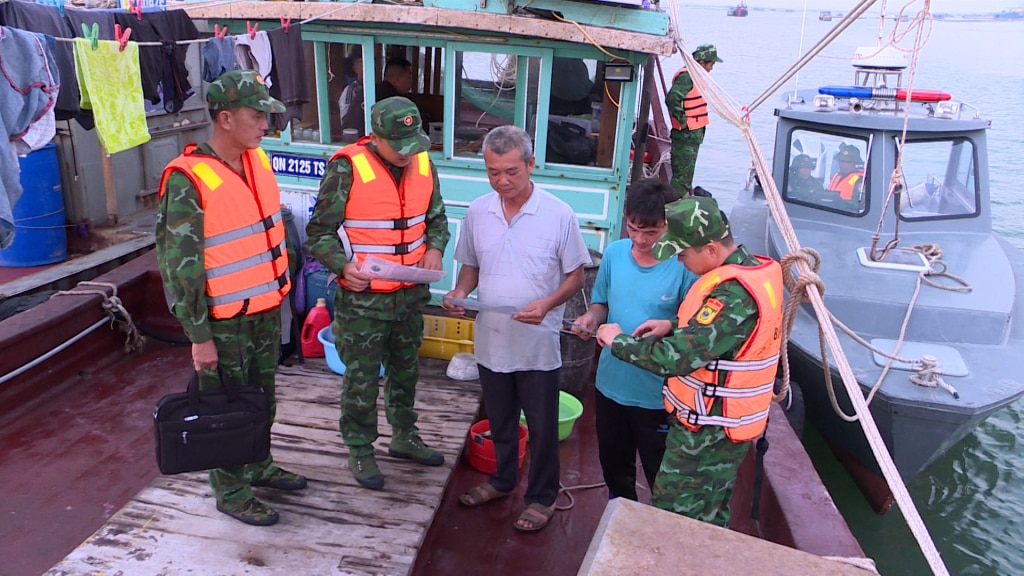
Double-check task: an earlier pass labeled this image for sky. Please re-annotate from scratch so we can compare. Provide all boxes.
[703,1,1023,12]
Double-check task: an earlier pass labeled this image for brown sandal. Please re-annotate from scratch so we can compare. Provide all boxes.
[459,482,511,508]
[513,503,554,533]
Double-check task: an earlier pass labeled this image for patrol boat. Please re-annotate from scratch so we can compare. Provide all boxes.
[730,46,1024,512]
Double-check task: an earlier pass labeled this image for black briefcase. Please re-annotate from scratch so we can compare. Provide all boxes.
[154,370,272,475]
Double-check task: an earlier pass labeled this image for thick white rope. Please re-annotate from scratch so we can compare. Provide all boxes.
[665,1,948,574]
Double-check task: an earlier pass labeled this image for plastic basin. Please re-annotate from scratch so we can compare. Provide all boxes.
[318,327,385,377]
[467,419,527,474]
[519,391,584,442]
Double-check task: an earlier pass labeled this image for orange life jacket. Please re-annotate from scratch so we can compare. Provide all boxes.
[663,255,784,442]
[159,145,290,320]
[330,138,434,293]
[670,68,710,132]
[827,170,864,200]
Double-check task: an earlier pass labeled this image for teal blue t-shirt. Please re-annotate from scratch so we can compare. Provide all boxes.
[592,239,697,409]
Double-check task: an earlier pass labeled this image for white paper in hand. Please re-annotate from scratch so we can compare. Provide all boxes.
[362,256,445,283]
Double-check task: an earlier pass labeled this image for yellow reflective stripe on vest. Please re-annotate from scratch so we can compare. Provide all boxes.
[192,162,223,191]
[416,152,429,177]
[206,241,286,279]
[256,147,271,170]
[206,211,282,248]
[351,153,376,184]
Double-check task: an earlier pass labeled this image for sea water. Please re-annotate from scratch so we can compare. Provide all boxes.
[663,5,1024,574]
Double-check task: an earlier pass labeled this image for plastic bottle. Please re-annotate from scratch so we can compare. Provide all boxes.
[300,298,331,358]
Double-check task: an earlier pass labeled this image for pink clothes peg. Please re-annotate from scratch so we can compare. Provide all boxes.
[213,24,229,39]
[115,23,132,52]
[246,21,258,40]
[280,17,291,33]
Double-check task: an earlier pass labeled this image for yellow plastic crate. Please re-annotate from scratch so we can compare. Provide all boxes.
[419,315,474,360]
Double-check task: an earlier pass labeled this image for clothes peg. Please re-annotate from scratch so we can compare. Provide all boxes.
[81,22,99,51]
[115,23,132,52]
[127,0,142,22]
[246,21,258,40]
[279,17,290,33]
[213,24,228,39]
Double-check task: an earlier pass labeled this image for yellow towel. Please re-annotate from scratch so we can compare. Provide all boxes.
[73,38,150,154]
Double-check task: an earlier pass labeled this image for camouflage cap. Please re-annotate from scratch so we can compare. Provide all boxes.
[836,144,863,164]
[370,96,430,156]
[791,154,815,169]
[207,70,286,113]
[692,44,723,63]
[652,196,731,261]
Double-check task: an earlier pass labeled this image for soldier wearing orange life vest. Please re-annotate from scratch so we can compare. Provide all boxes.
[827,144,866,203]
[597,196,784,528]
[306,97,450,491]
[156,70,307,527]
[667,44,722,197]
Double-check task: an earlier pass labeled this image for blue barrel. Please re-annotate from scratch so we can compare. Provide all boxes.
[0,144,67,267]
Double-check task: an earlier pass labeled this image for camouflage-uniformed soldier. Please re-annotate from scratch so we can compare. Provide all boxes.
[596,196,784,528]
[667,44,722,198]
[155,70,307,527]
[306,97,450,490]
[787,154,824,200]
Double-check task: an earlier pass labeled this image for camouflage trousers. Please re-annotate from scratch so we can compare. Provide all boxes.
[670,127,706,197]
[332,285,430,449]
[197,308,284,506]
[650,419,750,527]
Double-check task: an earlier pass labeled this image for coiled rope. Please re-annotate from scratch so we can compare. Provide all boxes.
[54,281,146,353]
[664,0,949,573]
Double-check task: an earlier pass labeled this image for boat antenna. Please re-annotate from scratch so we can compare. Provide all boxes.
[791,0,811,102]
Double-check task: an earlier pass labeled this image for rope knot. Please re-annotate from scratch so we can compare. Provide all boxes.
[909,355,960,399]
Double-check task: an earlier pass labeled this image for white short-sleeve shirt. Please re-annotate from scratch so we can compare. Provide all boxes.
[454,184,592,373]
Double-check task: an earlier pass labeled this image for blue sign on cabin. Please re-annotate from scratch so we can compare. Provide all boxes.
[270,153,327,179]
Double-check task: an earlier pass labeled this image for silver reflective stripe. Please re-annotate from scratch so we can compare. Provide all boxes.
[349,235,426,255]
[679,375,775,399]
[682,407,771,428]
[711,354,780,371]
[208,279,282,306]
[206,242,285,279]
[343,213,427,229]
[337,226,355,260]
[207,211,282,248]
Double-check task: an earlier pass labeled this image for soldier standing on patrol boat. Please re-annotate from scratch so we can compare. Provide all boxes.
[667,44,722,198]
[306,96,450,491]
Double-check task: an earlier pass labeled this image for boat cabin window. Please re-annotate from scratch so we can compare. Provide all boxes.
[453,50,540,158]
[896,138,979,220]
[784,129,868,214]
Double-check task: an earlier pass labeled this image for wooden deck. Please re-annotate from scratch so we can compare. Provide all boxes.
[44,358,480,576]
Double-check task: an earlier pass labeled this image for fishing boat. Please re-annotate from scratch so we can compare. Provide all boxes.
[729,44,1024,512]
[728,1,749,17]
[820,10,833,21]
[0,1,874,574]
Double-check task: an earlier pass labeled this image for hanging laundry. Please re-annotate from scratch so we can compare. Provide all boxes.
[12,32,57,157]
[202,35,237,83]
[73,38,150,155]
[0,26,59,249]
[0,0,79,121]
[64,7,115,42]
[267,24,309,132]
[234,30,272,88]
[113,10,197,112]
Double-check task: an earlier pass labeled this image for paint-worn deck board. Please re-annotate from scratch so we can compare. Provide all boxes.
[45,358,480,576]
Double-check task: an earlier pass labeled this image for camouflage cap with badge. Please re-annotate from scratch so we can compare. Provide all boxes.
[692,44,724,63]
[836,144,863,165]
[370,96,431,156]
[652,196,731,261]
[791,154,815,169]
[207,70,286,113]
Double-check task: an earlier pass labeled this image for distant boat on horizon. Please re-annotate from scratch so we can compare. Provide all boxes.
[728,1,748,17]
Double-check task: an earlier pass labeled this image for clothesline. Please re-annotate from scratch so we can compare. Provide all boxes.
[51,35,208,46]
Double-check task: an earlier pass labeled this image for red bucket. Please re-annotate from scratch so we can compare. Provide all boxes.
[467,419,527,474]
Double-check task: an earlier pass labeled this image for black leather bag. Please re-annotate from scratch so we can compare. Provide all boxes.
[154,370,272,475]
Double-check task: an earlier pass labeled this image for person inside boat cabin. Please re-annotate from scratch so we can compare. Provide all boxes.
[667,43,722,198]
[570,178,698,502]
[827,144,865,204]
[338,46,365,137]
[444,125,592,533]
[595,196,784,528]
[787,153,824,200]
[306,96,450,492]
[377,57,414,101]
[155,70,308,527]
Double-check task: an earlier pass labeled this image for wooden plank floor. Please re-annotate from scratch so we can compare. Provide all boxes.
[44,358,480,576]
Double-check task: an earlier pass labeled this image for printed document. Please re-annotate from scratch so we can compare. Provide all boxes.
[362,256,445,283]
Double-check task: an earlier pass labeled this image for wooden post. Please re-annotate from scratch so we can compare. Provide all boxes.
[100,143,117,225]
